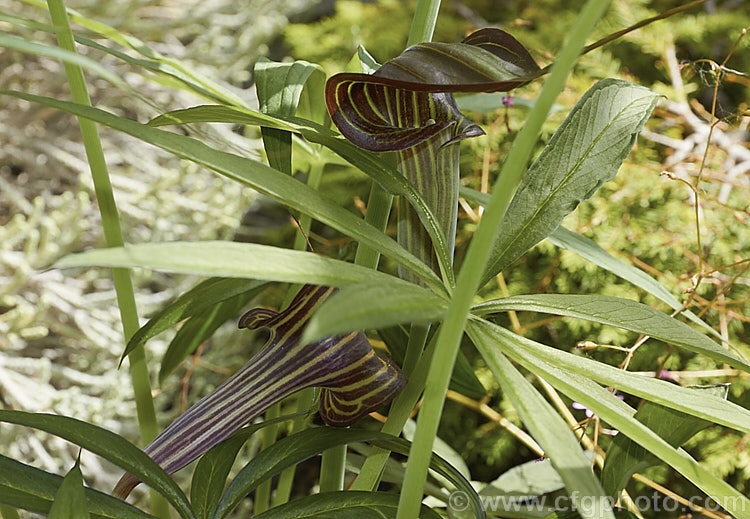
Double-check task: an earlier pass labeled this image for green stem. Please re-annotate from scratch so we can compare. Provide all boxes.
[318,168,395,492]
[292,161,325,253]
[352,0,443,495]
[351,329,436,490]
[273,388,315,506]
[319,444,347,492]
[406,0,441,47]
[45,2,166,517]
[354,181,394,269]
[253,402,281,514]
[267,160,326,506]
[396,1,611,517]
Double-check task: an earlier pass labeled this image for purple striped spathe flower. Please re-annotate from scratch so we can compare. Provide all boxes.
[114,285,406,499]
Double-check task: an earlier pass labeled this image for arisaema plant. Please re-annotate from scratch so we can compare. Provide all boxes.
[1,0,749,518]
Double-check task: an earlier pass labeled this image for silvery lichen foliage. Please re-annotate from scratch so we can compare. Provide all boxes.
[0,0,324,508]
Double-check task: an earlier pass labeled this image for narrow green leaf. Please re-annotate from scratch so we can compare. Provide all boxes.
[467,322,613,519]
[256,59,324,120]
[0,455,154,519]
[547,226,722,339]
[214,427,483,519]
[601,384,729,497]
[296,63,328,125]
[158,287,264,384]
[471,319,750,518]
[19,0,247,106]
[252,491,441,519]
[480,458,564,499]
[0,33,126,91]
[54,241,400,287]
[457,191,722,343]
[48,455,90,519]
[0,505,20,519]
[191,415,302,519]
[1,90,442,292]
[122,277,266,363]
[466,316,750,433]
[473,294,750,371]
[481,79,660,285]
[303,280,447,343]
[256,58,325,174]
[0,412,193,518]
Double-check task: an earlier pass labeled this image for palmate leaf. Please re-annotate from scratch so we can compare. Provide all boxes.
[480,79,660,286]
[470,319,750,519]
[301,280,750,429]
[467,316,750,434]
[301,280,750,376]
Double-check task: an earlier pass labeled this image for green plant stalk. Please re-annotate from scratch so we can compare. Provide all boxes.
[395,0,611,517]
[253,402,280,514]
[292,161,326,254]
[319,442,347,492]
[406,0,441,47]
[262,160,326,508]
[45,1,167,517]
[297,159,349,494]
[351,329,436,491]
[351,0,443,493]
[273,388,315,506]
[316,171,396,492]
[353,183,394,269]
[402,324,430,376]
